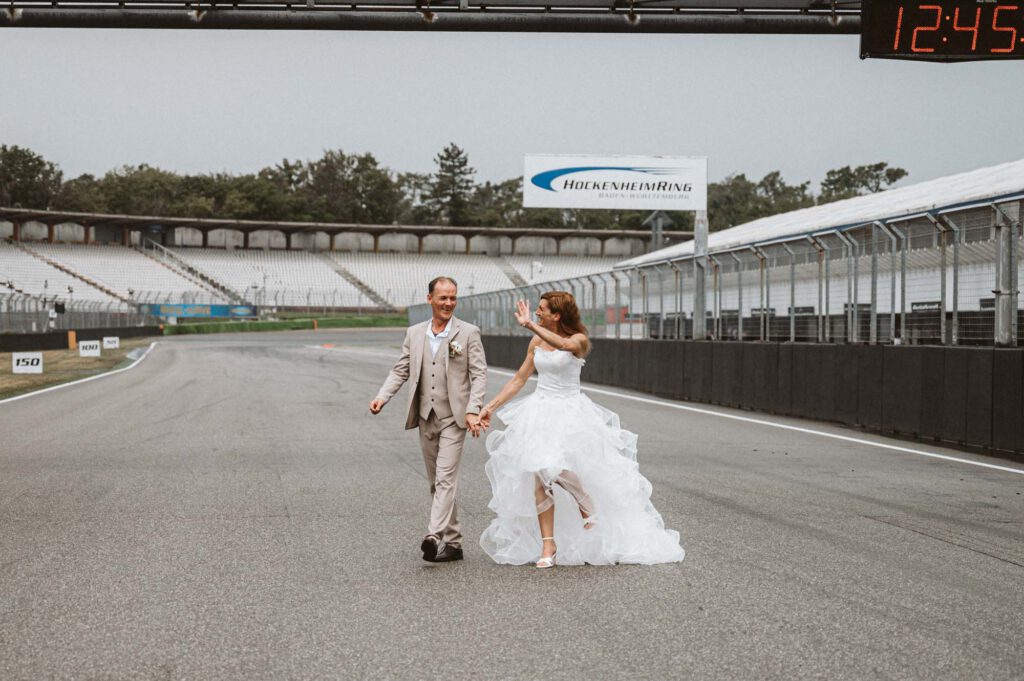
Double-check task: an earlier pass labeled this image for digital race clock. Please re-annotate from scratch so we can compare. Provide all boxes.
[861,0,1024,61]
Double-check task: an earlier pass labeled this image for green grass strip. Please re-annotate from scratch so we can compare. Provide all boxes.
[162,314,406,335]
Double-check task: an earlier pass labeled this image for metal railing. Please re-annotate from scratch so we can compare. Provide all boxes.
[411,197,1023,347]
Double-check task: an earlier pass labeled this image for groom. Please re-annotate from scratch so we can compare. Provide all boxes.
[369,276,487,563]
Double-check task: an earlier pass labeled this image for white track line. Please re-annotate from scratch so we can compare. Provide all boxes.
[313,343,1024,476]
[0,341,159,405]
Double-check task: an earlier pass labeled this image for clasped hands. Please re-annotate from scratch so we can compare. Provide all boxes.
[370,398,489,438]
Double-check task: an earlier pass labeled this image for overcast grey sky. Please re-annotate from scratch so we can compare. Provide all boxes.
[2,28,1022,190]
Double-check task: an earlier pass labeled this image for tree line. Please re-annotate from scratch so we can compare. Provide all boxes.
[0,143,906,234]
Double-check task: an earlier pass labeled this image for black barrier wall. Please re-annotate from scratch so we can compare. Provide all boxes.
[481,336,1024,461]
[0,326,161,353]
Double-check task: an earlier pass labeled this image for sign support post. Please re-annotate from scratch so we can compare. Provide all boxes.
[693,210,709,340]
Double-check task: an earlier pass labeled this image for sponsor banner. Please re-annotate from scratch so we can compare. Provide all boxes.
[139,304,257,319]
[103,336,120,349]
[523,155,707,210]
[12,352,43,374]
[79,340,101,357]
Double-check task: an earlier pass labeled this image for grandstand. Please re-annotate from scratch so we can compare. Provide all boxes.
[0,237,624,315]
[0,242,119,304]
[172,248,367,308]
[329,253,514,308]
[26,243,221,304]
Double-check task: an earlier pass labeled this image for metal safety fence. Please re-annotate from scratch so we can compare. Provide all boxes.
[411,197,1023,347]
[0,294,156,334]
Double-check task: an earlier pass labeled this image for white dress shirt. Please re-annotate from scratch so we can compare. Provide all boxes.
[426,318,453,358]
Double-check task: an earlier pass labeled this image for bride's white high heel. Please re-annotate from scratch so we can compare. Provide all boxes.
[536,537,557,569]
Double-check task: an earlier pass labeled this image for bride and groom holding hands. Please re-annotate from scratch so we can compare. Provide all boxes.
[369,276,684,568]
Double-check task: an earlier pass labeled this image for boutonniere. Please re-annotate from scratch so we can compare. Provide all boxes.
[448,340,463,358]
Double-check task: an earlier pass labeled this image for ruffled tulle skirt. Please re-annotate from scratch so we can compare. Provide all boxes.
[479,389,685,566]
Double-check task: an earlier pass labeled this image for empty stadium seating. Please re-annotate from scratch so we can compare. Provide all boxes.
[504,256,621,285]
[0,242,121,303]
[28,244,221,304]
[328,253,519,308]
[1,242,622,311]
[173,248,366,308]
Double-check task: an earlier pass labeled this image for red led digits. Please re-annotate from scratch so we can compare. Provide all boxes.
[911,5,943,52]
[991,5,1019,53]
[953,5,981,50]
[863,0,1024,60]
[893,6,905,50]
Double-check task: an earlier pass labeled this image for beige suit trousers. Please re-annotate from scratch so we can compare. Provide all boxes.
[418,412,466,547]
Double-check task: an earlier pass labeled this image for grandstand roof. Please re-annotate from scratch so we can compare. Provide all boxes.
[0,207,656,243]
[617,158,1024,269]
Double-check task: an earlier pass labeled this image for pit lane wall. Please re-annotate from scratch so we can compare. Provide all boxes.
[481,336,1024,461]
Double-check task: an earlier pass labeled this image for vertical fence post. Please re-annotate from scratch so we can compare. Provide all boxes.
[938,214,961,345]
[612,271,623,340]
[823,236,832,343]
[808,236,825,343]
[834,231,856,343]
[706,256,719,340]
[628,269,637,340]
[668,260,682,339]
[992,202,1019,347]
[652,265,665,339]
[639,268,649,340]
[869,223,878,344]
[782,243,796,343]
[889,222,908,343]
[752,247,766,342]
[1014,202,1020,344]
[876,222,898,344]
[692,211,708,341]
[730,252,744,341]
[926,214,949,345]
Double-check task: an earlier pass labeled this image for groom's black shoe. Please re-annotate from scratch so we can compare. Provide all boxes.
[421,535,440,562]
[432,544,464,562]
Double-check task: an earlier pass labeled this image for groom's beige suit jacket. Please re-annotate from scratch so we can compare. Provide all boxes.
[375,317,487,430]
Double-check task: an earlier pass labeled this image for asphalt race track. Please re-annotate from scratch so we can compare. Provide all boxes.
[1,329,1022,680]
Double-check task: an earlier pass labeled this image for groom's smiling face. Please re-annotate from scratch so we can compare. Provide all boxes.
[428,280,458,323]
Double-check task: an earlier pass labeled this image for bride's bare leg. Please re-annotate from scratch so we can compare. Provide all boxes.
[534,476,556,558]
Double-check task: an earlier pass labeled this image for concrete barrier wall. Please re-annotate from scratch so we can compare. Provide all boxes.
[482,336,1024,461]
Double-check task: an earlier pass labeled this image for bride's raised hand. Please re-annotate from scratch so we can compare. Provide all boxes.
[514,299,532,327]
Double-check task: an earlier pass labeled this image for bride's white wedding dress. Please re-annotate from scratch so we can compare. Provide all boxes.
[479,347,685,566]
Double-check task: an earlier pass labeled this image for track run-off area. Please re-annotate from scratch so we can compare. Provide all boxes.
[1,329,1022,680]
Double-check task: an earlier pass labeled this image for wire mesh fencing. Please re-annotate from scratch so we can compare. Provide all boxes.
[0,294,158,334]
[413,198,1023,348]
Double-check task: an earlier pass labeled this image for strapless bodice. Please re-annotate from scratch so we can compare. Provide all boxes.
[534,347,584,397]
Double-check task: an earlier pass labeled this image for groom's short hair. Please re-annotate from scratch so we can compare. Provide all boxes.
[428,276,458,295]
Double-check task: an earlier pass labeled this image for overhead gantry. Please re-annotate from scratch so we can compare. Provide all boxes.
[0,0,861,33]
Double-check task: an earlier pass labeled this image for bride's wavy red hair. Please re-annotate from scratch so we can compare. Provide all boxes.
[541,291,588,338]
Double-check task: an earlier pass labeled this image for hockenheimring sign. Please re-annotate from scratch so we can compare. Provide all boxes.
[523,154,707,211]
[523,153,712,338]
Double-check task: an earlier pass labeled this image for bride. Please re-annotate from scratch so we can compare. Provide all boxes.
[477,291,685,568]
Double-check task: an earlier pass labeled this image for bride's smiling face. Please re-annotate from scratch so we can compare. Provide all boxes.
[534,299,560,330]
